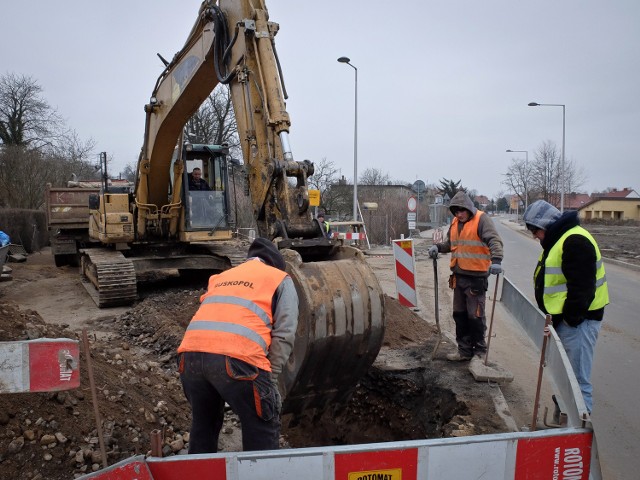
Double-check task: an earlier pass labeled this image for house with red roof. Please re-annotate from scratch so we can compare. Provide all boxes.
[578,187,640,221]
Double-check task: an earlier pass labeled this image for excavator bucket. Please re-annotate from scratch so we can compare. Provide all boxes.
[280,246,385,415]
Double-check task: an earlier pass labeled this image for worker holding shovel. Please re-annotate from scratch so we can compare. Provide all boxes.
[428,191,503,361]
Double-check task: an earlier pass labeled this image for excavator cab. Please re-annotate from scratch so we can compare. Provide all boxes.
[179,143,232,232]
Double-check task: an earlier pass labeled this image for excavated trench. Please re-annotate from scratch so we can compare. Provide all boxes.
[123,285,510,448]
[283,358,471,447]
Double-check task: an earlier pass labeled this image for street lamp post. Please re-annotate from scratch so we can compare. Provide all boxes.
[338,56,358,222]
[528,102,566,212]
[506,149,529,212]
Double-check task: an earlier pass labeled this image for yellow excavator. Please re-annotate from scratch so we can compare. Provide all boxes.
[82,0,385,415]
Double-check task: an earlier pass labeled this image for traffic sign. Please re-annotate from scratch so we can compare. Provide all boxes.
[407,212,416,221]
[407,196,417,212]
[412,179,426,193]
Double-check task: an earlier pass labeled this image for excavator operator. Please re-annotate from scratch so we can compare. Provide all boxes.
[177,238,299,453]
[188,167,211,191]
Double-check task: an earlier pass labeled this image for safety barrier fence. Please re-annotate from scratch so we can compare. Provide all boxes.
[79,428,595,480]
[500,277,591,428]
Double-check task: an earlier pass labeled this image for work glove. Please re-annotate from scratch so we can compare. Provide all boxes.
[489,263,502,275]
[270,373,282,414]
[428,245,439,259]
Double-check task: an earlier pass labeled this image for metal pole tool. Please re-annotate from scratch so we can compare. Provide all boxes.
[431,257,443,359]
[531,314,553,431]
[484,273,500,365]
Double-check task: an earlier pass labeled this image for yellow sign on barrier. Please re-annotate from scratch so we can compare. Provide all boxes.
[308,189,320,206]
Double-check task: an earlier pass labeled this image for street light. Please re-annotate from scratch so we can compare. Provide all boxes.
[528,102,566,212]
[505,149,529,212]
[338,56,358,222]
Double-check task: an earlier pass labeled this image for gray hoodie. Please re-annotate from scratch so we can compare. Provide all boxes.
[436,191,504,277]
[522,200,561,231]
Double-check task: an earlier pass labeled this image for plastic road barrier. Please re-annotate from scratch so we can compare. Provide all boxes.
[77,428,596,480]
[0,339,80,393]
[393,238,417,308]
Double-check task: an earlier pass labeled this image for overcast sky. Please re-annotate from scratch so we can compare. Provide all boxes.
[3,0,639,198]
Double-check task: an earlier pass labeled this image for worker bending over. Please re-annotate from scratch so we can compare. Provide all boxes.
[177,237,299,452]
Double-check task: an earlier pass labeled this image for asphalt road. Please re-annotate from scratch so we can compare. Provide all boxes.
[495,216,640,480]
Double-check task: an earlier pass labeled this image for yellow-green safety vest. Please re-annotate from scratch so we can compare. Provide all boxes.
[534,226,609,314]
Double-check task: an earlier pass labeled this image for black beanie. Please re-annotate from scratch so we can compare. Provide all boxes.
[247,237,286,271]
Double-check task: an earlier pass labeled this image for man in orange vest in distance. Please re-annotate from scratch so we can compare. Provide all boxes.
[428,191,504,361]
[177,237,299,453]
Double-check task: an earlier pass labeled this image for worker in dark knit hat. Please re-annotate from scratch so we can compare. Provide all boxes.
[246,237,287,271]
[523,200,609,413]
[177,237,298,453]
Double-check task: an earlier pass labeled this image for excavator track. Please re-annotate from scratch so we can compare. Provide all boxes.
[80,249,137,308]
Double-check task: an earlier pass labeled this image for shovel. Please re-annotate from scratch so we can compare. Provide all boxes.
[431,256,444,359]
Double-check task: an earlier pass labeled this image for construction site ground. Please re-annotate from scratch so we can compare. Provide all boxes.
[1,221,638,480]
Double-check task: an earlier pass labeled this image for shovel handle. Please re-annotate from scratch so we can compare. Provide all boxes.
[531,314,553,431]
[432,257,440,334]
[484,272,500,365]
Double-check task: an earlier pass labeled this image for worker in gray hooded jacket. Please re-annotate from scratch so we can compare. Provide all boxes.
[429,191,504,361]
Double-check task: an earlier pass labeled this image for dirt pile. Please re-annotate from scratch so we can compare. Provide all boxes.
[0,301,193,480]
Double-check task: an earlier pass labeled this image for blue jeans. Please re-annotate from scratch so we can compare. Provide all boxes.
[555,319,602,413]
[179,352,280,453]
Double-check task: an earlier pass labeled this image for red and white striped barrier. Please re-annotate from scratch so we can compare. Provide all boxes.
[0,339,80,393]
[332,232,366,240]
[78,429,596,480]
[392,238,418,308]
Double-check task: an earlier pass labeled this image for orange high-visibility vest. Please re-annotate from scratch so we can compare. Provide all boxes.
[449,211,491,272]
[177,260,288,371]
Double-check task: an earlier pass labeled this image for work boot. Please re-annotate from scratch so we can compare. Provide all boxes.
[446,351,473,362]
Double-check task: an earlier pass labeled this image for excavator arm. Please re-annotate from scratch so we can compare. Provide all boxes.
[137,0,318,243]
[136,0,385,416]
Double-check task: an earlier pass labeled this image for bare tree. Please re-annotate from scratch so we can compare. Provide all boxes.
[120,162,137,183]
[504,140,587,209]
[562,157,588,195]
[0,146,56,209]
[0,73,65,149]
[0,73,99,208]
[307,157,340,214]
[530,140,561,203]
[185,85,240,157]
[503,157,529,209]
[360,167,391,186]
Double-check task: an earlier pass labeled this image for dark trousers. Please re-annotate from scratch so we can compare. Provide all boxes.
[451,275,488,356]
[179,352,280,453]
